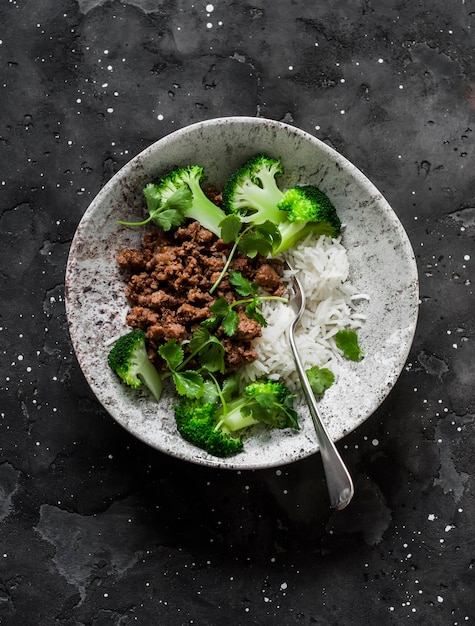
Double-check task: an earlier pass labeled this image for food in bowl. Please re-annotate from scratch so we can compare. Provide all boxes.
[107,154,366,457]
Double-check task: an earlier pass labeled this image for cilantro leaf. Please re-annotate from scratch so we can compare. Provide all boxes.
[206,278,287,336]
[152,208,186,231]
[201,378,220,404]
[158,331,228,398]
[255,220,282,250]
[229,271,257,297]
[143,183,162,212]
[118,185,192,229]
[158,340,184,371]
[150,186,192,230]
[219,214,242,243]
[200,316,220,330]
[221,374,240,401]
[244,301,267,327]
[189,327,226,373]
[205,297,240,336]
[188,327,213,354]
[210,297,231,316]
[201,372,240,406]
[335,330,364,361]
[243,392,299,430]
[172,370,204,397]
[306,365,335,396]
[238,230,273,258]
[237,221,281,258]
[222,309,239,336]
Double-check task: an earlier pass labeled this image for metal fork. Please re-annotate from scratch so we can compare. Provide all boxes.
[284,261,354,510]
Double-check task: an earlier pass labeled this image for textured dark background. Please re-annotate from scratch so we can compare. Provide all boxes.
[1,1,474,624]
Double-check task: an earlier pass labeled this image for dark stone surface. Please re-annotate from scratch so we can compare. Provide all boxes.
[1,0,474,624]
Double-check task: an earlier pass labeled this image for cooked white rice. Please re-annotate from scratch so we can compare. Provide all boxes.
[241,231,369,390]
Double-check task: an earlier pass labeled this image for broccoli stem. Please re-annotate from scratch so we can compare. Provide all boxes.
[237,184,286,224]
[273,222,330,255]
[137,356,164,400]
[184,176,228,237]
[221,404,260,432]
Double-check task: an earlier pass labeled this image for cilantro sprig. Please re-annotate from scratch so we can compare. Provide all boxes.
[202,271,288,336]
[158,327,226,398]
[209,217,282,294]
[117,185,192,230]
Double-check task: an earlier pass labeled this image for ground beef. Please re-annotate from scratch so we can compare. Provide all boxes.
[254,262,286,296]
[118,219,284,371]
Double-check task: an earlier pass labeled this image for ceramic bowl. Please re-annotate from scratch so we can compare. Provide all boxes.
[65,116,419,469]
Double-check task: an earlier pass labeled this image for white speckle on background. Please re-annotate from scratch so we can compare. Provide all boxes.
[206,3,214,11]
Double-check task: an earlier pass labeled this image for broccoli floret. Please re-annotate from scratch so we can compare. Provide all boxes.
[154,165,228,237]
[174,397,244,457]
[107,330,163,400]
[173,377,299,457]
[216,378,299,433]
[222,155,341,255]
[272,185,342,254]
[277,185,340,228]
[221,155,288,225]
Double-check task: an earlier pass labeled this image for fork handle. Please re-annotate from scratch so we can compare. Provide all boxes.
[289,330,354,510]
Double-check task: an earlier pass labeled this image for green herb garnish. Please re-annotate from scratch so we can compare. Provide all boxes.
[306,365,335,396]
[117,185,192,230]
[335,329,364,361]
[209,219,281,294]
[204,271,287,336]
[158,327,226,398]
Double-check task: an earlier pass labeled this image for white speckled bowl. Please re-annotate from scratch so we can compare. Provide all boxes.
[65,116,419,469]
